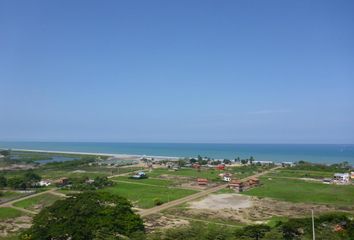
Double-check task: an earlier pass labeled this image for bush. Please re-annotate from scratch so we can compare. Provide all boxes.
[153,198,164,206]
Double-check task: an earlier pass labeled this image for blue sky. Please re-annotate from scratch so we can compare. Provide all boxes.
[1,0,353,143]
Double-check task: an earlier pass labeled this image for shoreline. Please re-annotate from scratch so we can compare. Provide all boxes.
[7,148,181,160]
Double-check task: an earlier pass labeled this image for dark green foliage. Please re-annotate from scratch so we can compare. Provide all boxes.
[7,177,27,189]
[5,170,41,189]
[234,225,271,240]
[0,149,11,156]
[291,161,353,172]
[148,223,235,240]
[63,176,113,191]
[22,192,145,240]
[0,175,7,188]
[42,156,96,170]
[148,213,354,240]
[153,198,163,206]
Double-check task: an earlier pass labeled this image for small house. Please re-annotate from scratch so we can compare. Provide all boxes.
[55,177,69,186]
[333,173,350,183]
[281,162,295,167]
[131,171,147,179]
[197,178,208,185]
[215,164,225,170]
[220,173,232,182]
[38,180,52,187]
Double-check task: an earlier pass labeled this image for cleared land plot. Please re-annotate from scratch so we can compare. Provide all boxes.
[243,177,354,207]
[102,182,197,208]
[112,176,175,187]
[0,208,32,239]
[13,193,64,212]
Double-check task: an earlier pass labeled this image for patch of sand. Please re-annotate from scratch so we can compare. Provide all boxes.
[144,215,189,233]
[165,193,352,224]
[0,215,32,237]
[189,193,252,210]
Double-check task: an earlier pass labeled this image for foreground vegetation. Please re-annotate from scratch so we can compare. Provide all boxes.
[22,192,145,240]
[148,213,354,240]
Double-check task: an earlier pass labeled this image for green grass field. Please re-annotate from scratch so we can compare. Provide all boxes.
[0,207,25,220]
[244,177,354,206]
[147,168,222,181]
[267,169,334,179]
[102,182,197,208]
[13,193,64,212]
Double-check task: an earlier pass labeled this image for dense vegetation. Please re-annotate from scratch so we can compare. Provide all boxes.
[148,213,354,240]
[63,176,114,190]
[0,170,41,190]
[290,161,353,172]
[22,192,145,240]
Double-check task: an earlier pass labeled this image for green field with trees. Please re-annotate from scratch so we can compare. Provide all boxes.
[102,182,197,208]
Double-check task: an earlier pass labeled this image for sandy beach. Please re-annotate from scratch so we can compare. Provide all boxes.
[8,148,180,161]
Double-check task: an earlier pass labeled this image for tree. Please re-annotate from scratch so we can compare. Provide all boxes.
[249,156,255,164]
[223,159,231,165]
[234,224,271,240]
[0,149,10,156]
[241,159,248,165]
[23,170,41,188]
[22,192,145,240]
[0,175,7,188]
[7,177,27,190]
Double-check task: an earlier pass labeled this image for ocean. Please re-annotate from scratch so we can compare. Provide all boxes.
[0,142,353,165]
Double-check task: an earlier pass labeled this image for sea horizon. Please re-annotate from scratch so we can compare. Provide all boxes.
[1,141,353,165]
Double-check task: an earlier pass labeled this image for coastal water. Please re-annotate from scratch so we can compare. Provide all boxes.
[1,142,353,165]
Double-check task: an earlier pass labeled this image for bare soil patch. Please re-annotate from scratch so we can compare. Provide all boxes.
[189,194,252,210]
[144,214,189,233]
[166,193,348,224]
[0,215,32,237]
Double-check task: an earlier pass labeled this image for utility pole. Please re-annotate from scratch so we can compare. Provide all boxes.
[311,209,315,240]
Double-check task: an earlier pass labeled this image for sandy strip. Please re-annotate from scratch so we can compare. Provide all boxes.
[8,148,180,160]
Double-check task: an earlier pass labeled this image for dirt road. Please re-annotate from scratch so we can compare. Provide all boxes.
[139,166,280,217]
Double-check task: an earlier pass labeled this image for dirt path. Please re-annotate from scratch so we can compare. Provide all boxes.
[112,180,202,191]
[139,166,280,217]
[0,188,58,207]
[8,205,37,215]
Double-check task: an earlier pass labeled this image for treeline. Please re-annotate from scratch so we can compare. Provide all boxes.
[148,213,354,240]
[0,170,41,190]
[62,176,113,191]
[41,156,96,170]
[291,161,353,172]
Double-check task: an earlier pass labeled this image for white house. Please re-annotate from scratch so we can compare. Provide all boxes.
[38,180,52,187]
[333,173,350,183]
[223,176,232,182]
